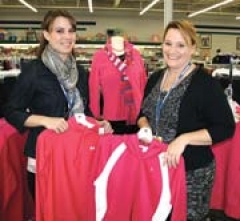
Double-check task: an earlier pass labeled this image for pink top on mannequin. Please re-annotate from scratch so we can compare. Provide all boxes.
[89,37,147,122]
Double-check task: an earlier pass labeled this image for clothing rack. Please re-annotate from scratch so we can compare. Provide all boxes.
[225,62,233,100]
[209,63,240,80]
[206,63,240,104]
[224,58,240,100]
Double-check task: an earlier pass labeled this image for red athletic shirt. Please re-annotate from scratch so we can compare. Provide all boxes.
[93,134,187,221]
[36,117,187,221]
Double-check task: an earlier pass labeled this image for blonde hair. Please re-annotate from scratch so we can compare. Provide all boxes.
[163,20,197,47]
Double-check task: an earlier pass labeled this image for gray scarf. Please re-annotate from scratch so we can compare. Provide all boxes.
[42,45,84,116]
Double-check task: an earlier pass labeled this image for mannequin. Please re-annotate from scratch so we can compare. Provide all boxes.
[111,36,125,56]
[89,36,147,134]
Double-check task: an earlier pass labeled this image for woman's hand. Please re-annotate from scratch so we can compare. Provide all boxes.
[42,117,69,133]
[164,134,188,168]
[24,115,69,134]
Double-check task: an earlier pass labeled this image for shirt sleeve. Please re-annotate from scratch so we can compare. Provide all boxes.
[3,61,37,133]
[197,75,235,144]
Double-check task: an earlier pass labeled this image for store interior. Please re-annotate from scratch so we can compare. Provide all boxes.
[1,0,240,69]
[2,0,240,111]
[1,1,240,71]
[1,1,240,221]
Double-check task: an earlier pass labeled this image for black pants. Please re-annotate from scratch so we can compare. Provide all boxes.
[27,171,35,201]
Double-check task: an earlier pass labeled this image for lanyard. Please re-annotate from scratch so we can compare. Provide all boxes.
[60,84,76,115]
[155,62,191,136]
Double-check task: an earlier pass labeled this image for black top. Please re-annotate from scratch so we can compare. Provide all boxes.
[3,59,92,158]
[140,65,235,171]
[0,77,17,118]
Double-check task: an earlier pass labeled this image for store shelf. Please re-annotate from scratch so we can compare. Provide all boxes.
[0,41,39,49]
[0,69,20,79]
[0,40,162,74]
[0,40,161,45]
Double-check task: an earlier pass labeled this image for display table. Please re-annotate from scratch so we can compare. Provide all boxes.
[210,122,240,219]
[0,119,34,221]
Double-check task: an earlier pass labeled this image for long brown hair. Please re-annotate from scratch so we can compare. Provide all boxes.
[36,10,77,58]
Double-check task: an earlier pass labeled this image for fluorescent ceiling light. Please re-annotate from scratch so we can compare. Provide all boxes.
[188,0,234,18]
[18,0,38,12]
[139,0,161,16]
[88,0,93,13]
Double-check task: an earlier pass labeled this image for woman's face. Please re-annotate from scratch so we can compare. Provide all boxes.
[163,28,195,72]
[43,16,76,60]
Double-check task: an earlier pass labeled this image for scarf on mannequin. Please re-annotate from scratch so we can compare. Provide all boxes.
[105,41,136,125]
[42,45,84,117]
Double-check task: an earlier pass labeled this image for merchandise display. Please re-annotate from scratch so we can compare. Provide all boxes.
[36,116,187,221]
[211,122,240,219]
[0,41,162,74]
[89,36,147,133]
[207,64,240,105]
[0,118,34,221]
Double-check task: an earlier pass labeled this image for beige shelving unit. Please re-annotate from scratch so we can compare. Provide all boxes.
[0,41,162,75]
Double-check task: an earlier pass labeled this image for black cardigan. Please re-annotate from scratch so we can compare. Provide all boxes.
[141,65,235,171]
[3,59,91,158]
